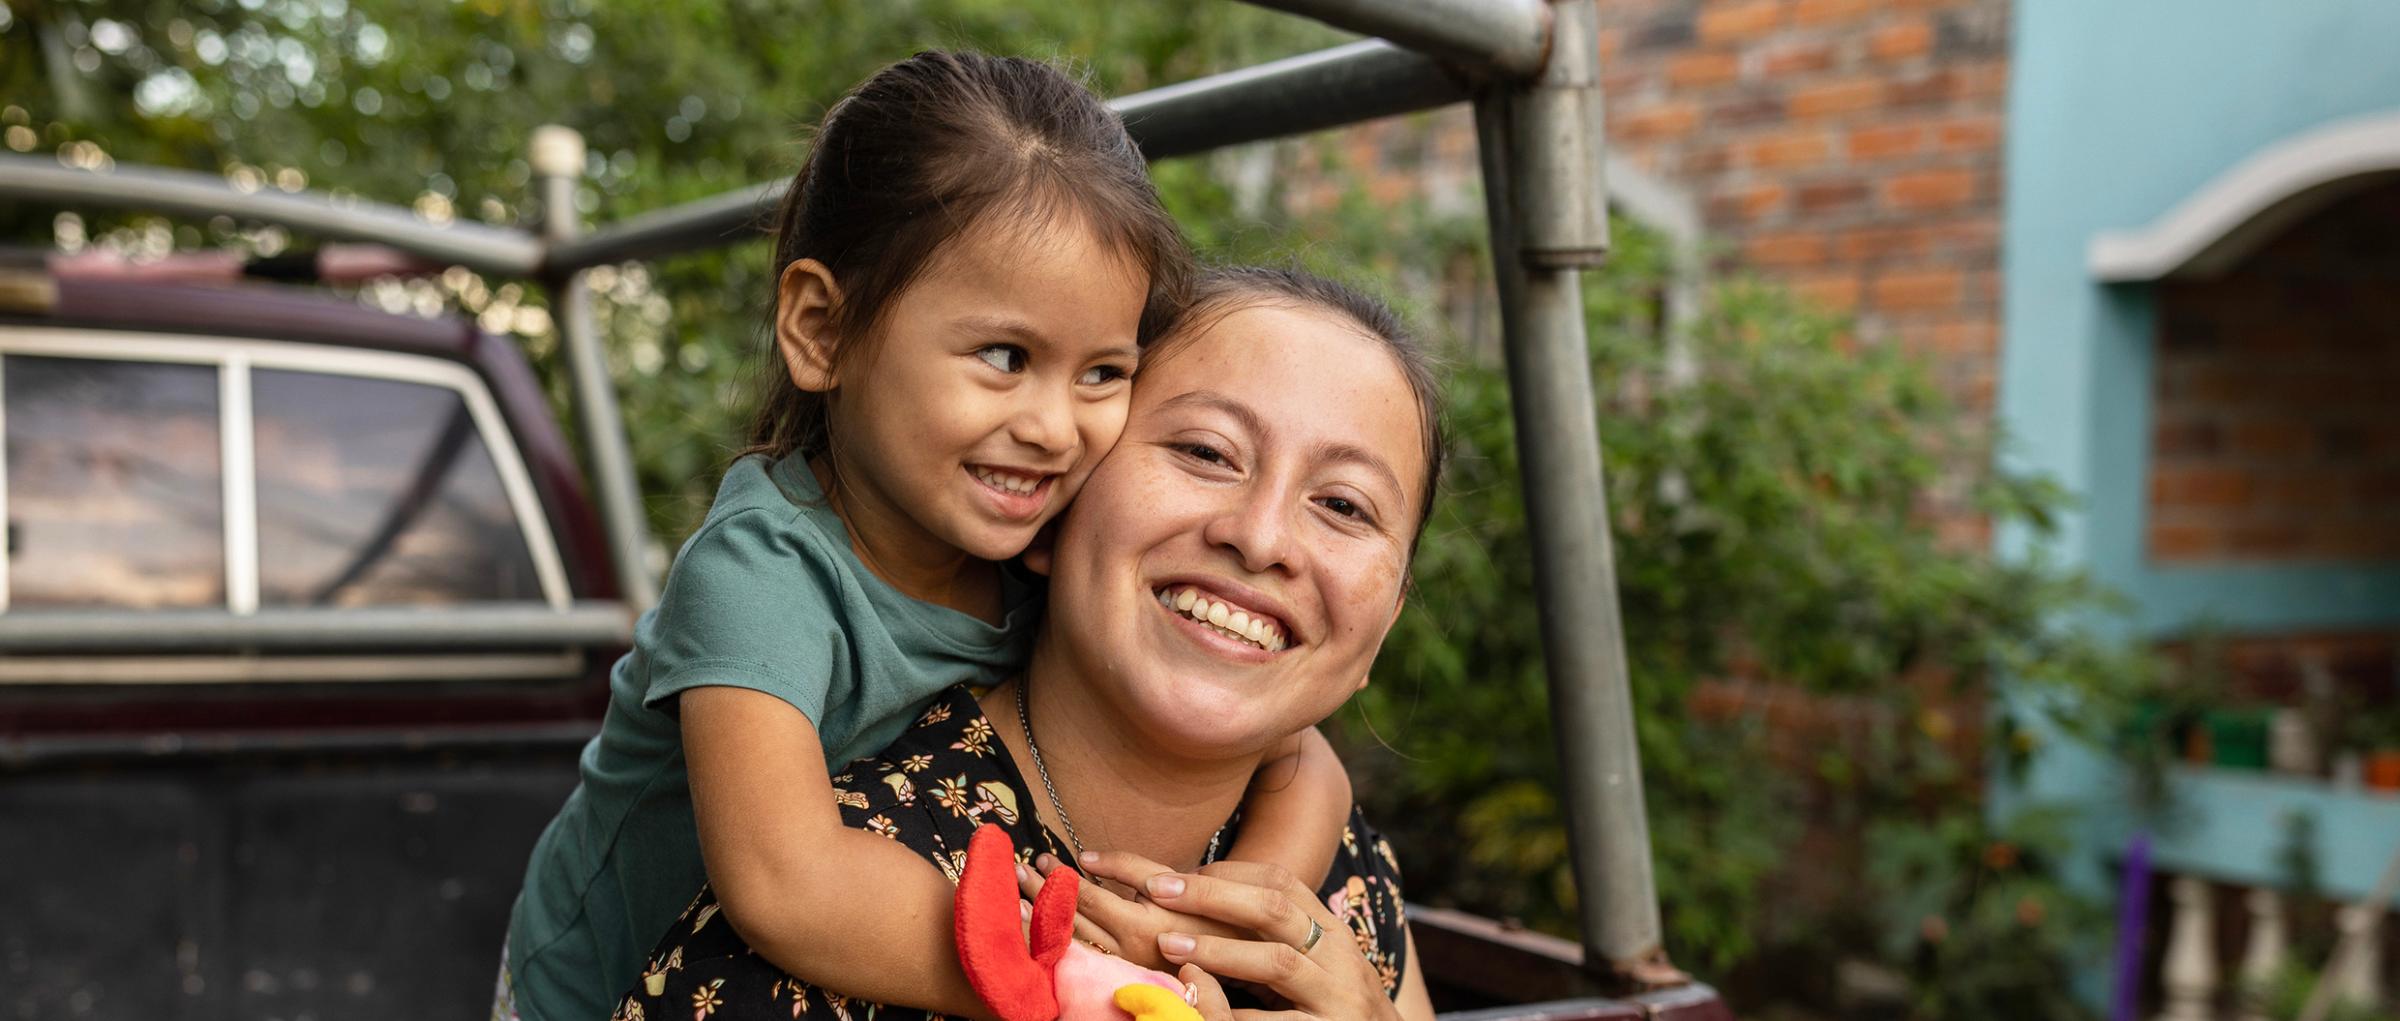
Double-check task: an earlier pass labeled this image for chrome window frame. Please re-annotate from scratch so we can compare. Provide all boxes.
[0,326,573,616]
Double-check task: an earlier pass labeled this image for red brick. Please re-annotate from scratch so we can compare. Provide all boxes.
[1884,168,1978,210]
[1847,124,1925,162]
[1929,319,1998,355]
[1888,69,1961,106]
[1745,231,1830,266]
[1795,178,1869,213]
[1933,115,2003,153]
[1698,0,1782,42]
[2149,522,2226,560]
[1762,41,1835,75]
[1869,18,1936,61]
[1872,269,1964,310]
[1789,271,1863,310]
[1710,182,1787,222]
[2153,419,2224,458]
[1837,225,1930,260]
[1789,78,1885,119]
[2228,420,2312,458]
[2152,467,2251,509]
[1668,50,1743,88]
[1742,129,1832,168]
[1792,0,1872,25]
[1618,100,1701,141]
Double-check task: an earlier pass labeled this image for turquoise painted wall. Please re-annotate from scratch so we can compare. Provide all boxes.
[1999,0,2400,1003]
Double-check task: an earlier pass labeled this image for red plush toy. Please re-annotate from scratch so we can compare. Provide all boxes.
[955,824,1202,1021]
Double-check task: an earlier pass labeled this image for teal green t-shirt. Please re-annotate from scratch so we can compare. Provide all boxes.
[505,453,1038,1021]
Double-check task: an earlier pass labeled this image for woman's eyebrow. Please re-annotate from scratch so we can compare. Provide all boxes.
[1154,389,1404,498]
[1152,389,1263,436]
[1309,441,1404,501]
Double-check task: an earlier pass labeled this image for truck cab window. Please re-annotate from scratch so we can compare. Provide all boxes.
[251,368,542,606]
[4,355,227,608]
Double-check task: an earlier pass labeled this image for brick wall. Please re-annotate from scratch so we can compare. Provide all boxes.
[2149,182,2400,563]
[1600,0,2011,421]
[1282,0,2014,545]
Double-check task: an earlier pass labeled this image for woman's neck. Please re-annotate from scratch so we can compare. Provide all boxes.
[987,673,1261,879]
[810,456,1002,622]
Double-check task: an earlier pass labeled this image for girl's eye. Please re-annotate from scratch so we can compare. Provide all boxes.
[976,345,1028,373]
[1077,364,1131,386]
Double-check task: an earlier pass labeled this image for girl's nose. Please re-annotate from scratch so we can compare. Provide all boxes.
[1009,388,1077,455]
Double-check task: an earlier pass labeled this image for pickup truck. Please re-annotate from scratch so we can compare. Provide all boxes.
[0,263,630,1020]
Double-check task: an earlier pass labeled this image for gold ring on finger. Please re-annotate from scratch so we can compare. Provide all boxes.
[1299,918,1324,954]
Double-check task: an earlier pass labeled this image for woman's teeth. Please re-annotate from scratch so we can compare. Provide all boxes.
[1154,586,1287,651]
[971,467,1042,494]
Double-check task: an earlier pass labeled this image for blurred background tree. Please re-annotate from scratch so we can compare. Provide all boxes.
[3,2,2145,1016]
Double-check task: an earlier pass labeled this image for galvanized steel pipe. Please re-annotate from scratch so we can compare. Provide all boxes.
[534,125,661,613]
[548,41,1470,271]
[0,155,544,277]
[1474,0,1671,983]
[1240,0,1552,78]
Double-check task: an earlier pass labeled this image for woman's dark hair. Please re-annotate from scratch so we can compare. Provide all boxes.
[745,51,1190,462]
[1152,265,1449,552]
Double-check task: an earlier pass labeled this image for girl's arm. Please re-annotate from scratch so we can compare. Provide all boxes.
[682,686,992,1019]
[1221,725,1352,886]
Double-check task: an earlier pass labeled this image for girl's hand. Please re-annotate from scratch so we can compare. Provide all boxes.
[1016,851,1250,972]
[1149,861,1402,1021]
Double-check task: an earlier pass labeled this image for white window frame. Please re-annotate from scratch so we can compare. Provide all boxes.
[0,327,573,614]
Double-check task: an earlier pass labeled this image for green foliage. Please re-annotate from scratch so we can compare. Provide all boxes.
[1336,217,2140,1016]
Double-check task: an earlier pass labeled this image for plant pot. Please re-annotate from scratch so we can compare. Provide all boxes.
[2205,709,2271,770]
[2365,749,2400,791]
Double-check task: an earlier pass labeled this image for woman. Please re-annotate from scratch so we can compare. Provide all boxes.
[614,267,1446,1021]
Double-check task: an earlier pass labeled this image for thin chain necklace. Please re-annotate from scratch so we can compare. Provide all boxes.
[1012,680,1224,870]
[1016,678,1090,861]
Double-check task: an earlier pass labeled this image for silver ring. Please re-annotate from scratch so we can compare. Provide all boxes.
[1299,918,1324,954]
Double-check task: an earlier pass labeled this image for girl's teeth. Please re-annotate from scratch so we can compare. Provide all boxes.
[975,468,1040,494]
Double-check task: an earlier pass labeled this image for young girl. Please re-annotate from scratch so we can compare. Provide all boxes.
[499,52,1354,1021]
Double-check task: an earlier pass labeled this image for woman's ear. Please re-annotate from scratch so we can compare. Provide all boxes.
[775,258,842,392]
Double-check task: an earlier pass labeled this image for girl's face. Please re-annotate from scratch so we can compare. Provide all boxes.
[1040,301,1429,760]
[822,215,1149,565]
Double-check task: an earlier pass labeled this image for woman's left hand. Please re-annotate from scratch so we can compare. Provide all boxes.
[1018,850,1252,972]
[1143,860,1402,1021]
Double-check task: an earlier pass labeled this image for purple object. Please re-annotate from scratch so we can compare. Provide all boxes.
[2112,834,2154,1021]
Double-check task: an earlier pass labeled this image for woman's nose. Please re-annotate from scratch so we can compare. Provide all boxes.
[1202,486,1296,575]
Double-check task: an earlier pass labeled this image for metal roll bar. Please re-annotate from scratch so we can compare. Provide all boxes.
[0,157,544,277]
[0,0,1681,991]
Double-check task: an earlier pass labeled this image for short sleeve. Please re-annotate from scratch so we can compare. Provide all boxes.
[640,507,848,725]
[1321,806,1411,999]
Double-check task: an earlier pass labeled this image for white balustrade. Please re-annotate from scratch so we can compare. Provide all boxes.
[2159,875,2220,1021]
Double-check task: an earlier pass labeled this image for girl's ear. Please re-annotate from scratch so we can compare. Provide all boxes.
[775,258,843,392]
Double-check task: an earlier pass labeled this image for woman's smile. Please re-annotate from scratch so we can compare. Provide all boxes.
[1152,581,1292,655]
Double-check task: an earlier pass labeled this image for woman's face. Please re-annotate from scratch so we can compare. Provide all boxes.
[1042,300,1428,760]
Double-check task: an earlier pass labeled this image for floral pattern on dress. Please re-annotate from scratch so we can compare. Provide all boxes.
[611,685,1409,1021]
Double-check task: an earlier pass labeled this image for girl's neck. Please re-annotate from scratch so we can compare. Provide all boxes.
[988,670,1261,881]
[810,456,1003,622]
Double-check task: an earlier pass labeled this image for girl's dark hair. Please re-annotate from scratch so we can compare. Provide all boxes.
[745,51,1189,461]
[1153,265,1449,552]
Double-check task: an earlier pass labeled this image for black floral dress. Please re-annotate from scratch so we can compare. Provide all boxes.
[611,684,1409,1021]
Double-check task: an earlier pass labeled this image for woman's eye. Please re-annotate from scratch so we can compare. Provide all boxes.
[1176,442,1229,466]
[976,345,1028,373]
[1320,496,1373,523]
[1077,364,1130,386]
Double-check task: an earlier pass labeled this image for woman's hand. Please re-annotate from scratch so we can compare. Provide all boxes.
[1149,861,1402,1021]
[1017,851,1250,972]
